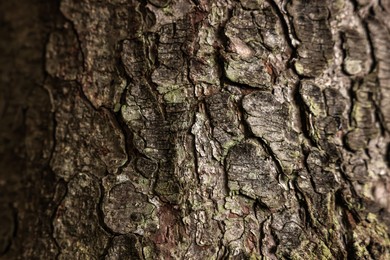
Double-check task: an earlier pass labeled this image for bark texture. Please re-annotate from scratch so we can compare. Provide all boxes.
[1,0,390,259]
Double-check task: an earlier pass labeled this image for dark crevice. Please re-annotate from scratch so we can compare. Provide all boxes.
[296,153,324,229]
[257,137,286,178]
[220,71,264,92]
[111,105,134,173]
[235,95,287,177]
[373,100,387,136]
[293,82,317,147]
[292,183,313,230]
[339,31,354,77]
[349,0,359,12]
[385,143,390,168]
[265,0,297,67]
[214,39,262,92]
[255,215,268,259]
[96,178,121,237]
[184,11,203,187]
[99,235,114,260]
[191,106,201,185]
[214,7,234,88]
[111,44,136,173]
[369,74,388,135]
[277,0,302,49]
[233,190,258,202]
[362,20,378,74]
[190,0,200,6]
[145,73,168,122]
[335,192,364,257]
[254,199,272,216]
[269,227,279,255]
[4,0,389,258]
[235,97,254,138]
[301,153,318,197]
[347,79,358,129]
[222,142,234,197]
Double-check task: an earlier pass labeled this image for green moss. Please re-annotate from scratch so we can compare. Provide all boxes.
[164,88,186,103]
[121,104,142,122]
[221,135,244,159]
[142,246,154,259]
[291,240,333,260]
[248,252,261,260]
[113,103,121,112]
[229,190,239,197]
[294,61,305,75]
[344,59,362,75]
[162,5,173,16]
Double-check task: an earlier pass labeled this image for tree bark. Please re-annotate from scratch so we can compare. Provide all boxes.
[1,0,389,259]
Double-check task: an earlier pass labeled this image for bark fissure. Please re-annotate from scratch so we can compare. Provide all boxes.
[1,0,390,259]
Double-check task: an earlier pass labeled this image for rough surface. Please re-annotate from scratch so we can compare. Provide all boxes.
[49,80,128,180]
[1,0,390,259]
[105,234,144,260]
[53,173,109,259]
[102,171,157,234]
[287,0,334,77]
[243,90,301,174]
[226,139,285,208]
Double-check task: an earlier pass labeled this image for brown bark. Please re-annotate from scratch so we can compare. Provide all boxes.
[1,0,389,259]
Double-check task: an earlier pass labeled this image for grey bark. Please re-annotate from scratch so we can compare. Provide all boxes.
[0,0,389,259]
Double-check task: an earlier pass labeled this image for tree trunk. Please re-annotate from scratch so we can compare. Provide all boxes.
[1,0,389,259]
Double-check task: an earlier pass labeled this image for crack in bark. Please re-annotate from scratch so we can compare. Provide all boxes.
[96,178,121,237]
[3,0,390,258]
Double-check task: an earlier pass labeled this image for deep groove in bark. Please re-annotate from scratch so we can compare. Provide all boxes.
[1,0,390,258]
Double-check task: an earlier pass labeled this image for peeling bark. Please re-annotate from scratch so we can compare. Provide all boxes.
[1,0,389,259]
